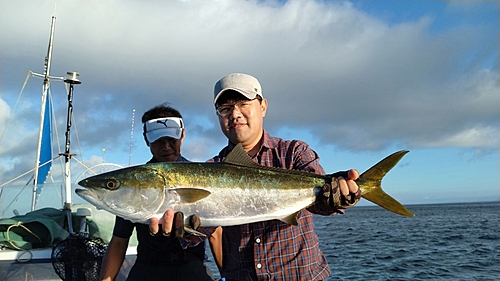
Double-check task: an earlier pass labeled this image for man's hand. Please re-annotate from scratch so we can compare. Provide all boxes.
[321,169,362,209]
[149,209,201,238]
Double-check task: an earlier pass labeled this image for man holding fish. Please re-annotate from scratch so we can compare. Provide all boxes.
[150,73,361,280]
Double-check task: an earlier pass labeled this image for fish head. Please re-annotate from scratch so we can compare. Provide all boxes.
[75,165,167,223]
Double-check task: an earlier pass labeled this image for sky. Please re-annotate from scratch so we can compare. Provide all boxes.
[0,0,498,209]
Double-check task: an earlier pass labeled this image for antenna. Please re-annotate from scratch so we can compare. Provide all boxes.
[129,109,136,166]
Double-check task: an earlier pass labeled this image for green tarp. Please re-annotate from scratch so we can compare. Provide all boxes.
[0,207,100,250]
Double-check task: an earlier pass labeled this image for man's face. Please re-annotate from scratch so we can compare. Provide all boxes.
[148,132,184,162]
[216,94,267,149]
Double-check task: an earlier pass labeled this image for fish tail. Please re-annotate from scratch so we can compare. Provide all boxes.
[358,150,415,217]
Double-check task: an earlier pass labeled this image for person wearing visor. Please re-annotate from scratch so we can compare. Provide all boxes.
[100,104,214,281]
[207,73,362,281]
[143,116,185,162]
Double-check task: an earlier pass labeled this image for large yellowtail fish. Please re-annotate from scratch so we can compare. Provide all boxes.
[76,144,414,227]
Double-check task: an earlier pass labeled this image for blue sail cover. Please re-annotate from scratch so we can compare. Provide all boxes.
[36,93,52,188]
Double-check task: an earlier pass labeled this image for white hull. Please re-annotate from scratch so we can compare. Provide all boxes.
[0,247,137,281]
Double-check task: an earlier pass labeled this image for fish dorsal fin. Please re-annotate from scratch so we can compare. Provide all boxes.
[279,211,300,225]
[173,188,211,203]
[223,143,261,168]
[223,143,327,181]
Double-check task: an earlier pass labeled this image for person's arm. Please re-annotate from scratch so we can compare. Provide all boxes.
[209,226,223,272]
[100,235,129,281]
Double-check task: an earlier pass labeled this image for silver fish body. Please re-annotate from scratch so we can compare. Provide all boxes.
[76,144,414,227]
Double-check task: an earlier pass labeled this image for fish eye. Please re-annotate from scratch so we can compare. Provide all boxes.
[105,179,120,190]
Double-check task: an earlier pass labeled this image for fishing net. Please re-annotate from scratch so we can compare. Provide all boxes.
[51,233,107,281]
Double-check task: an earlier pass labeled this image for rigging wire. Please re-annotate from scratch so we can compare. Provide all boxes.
[0,71,32,143]
[0,156,61,218]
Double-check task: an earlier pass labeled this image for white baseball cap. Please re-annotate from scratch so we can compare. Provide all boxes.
[143,117,184,143]
[213,73,263,105]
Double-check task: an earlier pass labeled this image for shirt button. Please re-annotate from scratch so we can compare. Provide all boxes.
[256,263,262,269]
[255,237,261,243]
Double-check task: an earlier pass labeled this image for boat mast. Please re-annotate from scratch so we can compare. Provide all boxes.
[31,16,56,211]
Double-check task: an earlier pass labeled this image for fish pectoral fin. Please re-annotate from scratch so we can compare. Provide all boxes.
[279,211,300,225]
[184,226,207,237]
[173,188,211,203]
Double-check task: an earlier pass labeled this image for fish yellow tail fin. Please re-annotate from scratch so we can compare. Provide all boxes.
[358,150,415,217]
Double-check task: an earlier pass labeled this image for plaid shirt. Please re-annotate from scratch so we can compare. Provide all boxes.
[210,130,338,281]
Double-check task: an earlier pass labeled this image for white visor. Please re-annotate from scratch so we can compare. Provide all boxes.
[144,117,184,143]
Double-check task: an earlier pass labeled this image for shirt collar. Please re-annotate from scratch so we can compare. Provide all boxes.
[224,129,277,158]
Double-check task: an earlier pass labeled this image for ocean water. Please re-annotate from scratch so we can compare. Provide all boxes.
[205,201,499,281]
[2,195,498,280]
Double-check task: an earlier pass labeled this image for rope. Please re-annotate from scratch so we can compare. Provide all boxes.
[72,157,96,174]
[5,221,42,251]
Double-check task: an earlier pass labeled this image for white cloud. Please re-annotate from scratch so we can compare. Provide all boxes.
[424,126,498,148]
[0,0,498,183]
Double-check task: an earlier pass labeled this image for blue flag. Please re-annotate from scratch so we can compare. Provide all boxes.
[36,93,52,188]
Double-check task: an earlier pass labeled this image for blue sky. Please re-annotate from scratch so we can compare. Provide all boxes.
[0,0,498,209]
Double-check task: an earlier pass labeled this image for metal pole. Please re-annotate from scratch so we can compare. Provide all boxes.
[32,16,56,211]
[62,72,81,234]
